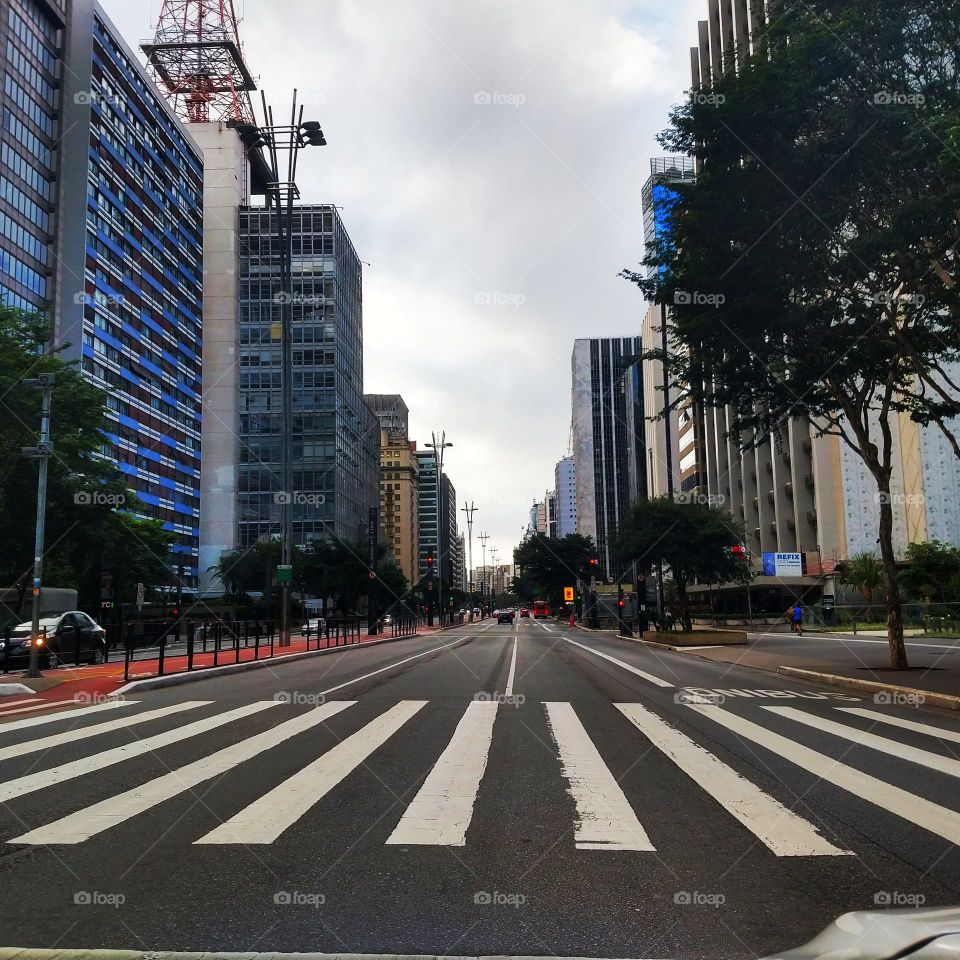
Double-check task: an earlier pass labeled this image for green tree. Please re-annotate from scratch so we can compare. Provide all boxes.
[513,534,597,608]
[623,0,960,668]
[899,541,960,603]
[835,552,885,614]
[614,498,750,633]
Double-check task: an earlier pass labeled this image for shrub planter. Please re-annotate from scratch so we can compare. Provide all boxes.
[646,629,748,646]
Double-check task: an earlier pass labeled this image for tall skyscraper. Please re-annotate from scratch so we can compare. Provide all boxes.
[554,455,577,537]
[237,205,378,549]
[571,337,644,573]
[365,394,409,440]
[58,1,205,588]
[415,449,458,590]
[0,0,66,313]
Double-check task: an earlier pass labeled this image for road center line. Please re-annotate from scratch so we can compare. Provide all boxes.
[505,636,518,697]
[564,637,674,688]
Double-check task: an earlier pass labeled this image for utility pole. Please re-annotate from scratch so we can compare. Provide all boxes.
[490,547,500,607]
[461,501,477,620]
[23,374,55,679]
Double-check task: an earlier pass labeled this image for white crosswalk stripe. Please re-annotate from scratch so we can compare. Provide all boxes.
[762,706,960,778]
[837,706,960,745]
[8,697,960,855]
[0,698,133,733]
[687,702,960,847]
[615,702,849,856]
[11,701,356,845]
[545,700,655,851]
[563,638,674,688]
[386,700,498,846]
[0,701,278,803]
[0,701,209,762]
[200,700,425,845]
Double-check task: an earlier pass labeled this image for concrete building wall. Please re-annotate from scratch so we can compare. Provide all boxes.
[554,456,577,537]
[193,123,247,594]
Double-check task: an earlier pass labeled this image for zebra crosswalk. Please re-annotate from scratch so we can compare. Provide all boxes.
[3,694,960,857]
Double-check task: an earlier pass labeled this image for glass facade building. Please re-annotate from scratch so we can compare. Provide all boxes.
[0,0,65,313]
[58,2,205,588]
[237,204,378,548]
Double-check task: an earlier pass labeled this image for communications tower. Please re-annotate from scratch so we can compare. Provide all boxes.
[142,0,256,124]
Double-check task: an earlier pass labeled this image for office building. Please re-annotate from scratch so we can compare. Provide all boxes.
[0,0,66,313]
[571,337,645,573]
[376,430,419,585]
[554,455,577,537]
[58,2,205,588]
[236,205,378,549]
[547,490,558,538]
[365,394,409,440]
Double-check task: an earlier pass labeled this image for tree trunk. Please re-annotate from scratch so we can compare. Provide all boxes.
[877,487,908,669]
[676,579,693,633]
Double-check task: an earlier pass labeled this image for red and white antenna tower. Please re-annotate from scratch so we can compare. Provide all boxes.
[142,1,256,124]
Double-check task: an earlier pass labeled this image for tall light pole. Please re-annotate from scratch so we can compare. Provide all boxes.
[22,374,54,679]
[235,91,327,647]
[426,432,453,624]
[490,547,500,606]
[461,501,477,619]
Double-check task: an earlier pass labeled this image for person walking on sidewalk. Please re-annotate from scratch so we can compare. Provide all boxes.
[786,602,804,636]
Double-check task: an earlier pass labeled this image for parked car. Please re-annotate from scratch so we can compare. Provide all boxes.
[3,612,107,667]
[301,617,326,635]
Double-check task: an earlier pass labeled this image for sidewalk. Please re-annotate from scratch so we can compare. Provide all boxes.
[0,623,455,718]
[657,629,960,703]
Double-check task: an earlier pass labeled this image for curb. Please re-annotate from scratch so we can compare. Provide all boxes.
[0,683,34,696]
[114,631,438,696]
[777,666,960,710]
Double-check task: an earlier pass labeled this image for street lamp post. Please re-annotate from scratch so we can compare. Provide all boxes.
[426,432,453,625]
[234,91,326,647]
[461,501,477,620]
[478,531,489,613]
[490,547,500,607]
[22,374,54,679]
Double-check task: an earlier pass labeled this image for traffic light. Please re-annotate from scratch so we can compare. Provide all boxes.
[426,552,434,570]
[636,575,646,598]
[588,558,599,568]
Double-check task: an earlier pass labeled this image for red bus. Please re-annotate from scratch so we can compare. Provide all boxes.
[533,600,550,619]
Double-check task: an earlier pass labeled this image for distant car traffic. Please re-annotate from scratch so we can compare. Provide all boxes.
[3,611,107,667]
[497,609,515,624]
[519,608,530,618]
[533,600,550,619]
[301,617,326,635]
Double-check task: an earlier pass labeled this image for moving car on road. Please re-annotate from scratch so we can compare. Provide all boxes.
[2,611,107,667]
[519,608,530,618]
[497,609,515,624]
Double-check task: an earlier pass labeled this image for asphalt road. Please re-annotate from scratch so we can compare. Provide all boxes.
[1,618,959,959]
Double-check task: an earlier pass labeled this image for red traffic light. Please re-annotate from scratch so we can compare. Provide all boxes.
[426,554,434,567]
[588,558,598,567]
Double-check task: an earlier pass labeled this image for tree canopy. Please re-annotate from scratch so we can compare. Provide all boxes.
[513,533,597,607]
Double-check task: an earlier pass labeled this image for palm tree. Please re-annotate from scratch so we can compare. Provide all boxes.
[836,552,885,620]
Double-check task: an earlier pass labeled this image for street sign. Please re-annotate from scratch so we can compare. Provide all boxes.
[277,564,293,584]
[563,586,575,603]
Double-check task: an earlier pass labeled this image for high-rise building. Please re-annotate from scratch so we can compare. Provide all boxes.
[58,1,205,588]
[236,205,378,549]
[415,449,458,590]
[571,337,644,573]
[546,490,558,538]
[375,429,419,585]
[365,394,409,441]
[0,0,66,314]
[555,456,577,537]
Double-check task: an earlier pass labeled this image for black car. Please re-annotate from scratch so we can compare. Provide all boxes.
[497,609,515,624]
[2,612,108,667]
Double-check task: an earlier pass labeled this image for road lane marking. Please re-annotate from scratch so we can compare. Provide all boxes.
[837,707,960,744]
[762,706,960,779]
[564,637,674,688]
[0,698,133,732]
[12,702,356,844]
[0,701,279,803]
[545,701,654,851]
[197,701,423,844]
[505,637,518,697]
[0,698,41,711]
[751,632,960,651]
[615,703,848,856]
[386,701,498,846]
[688,703,960,845]
[0,702,209,762]
[313,638,468,699]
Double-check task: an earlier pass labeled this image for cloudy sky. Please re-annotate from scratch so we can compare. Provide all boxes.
[101,0,703,564]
